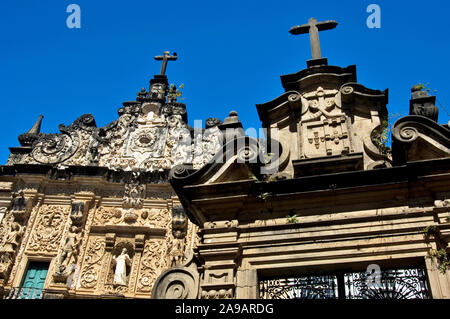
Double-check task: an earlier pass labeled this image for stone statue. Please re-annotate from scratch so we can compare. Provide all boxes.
[59,226,80,270]
[3,222,24,252]
[168,239,185,267]
[113,248,132,286]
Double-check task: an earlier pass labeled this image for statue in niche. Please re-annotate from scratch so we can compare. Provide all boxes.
[113,248,132,286]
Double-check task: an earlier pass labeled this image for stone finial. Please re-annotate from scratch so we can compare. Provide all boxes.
[18,115,44,147]
[409,86,439,122]
[223,111,240,126]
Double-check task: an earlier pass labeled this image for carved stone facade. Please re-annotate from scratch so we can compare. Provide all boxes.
[0,178,200,299]
[2,21,450,300]
[0,63,206,298]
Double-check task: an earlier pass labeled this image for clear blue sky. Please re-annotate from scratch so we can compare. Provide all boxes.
[1,0,449,164]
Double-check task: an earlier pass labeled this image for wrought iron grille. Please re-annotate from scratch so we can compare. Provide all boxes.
[259,275,339,299]
[259,268,430,299]
[5,287,44,299]
[344,268,429,299]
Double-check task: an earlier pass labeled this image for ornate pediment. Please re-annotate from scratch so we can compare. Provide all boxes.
[257,65,390,177]
[7,76,224,175]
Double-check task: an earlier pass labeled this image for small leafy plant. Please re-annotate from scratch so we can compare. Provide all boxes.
[371,113,404,154]
[412,82,437,94]
[168,83,185,101]
[423,225,438,239]
[427,248,450,274]
[286,212,299,224]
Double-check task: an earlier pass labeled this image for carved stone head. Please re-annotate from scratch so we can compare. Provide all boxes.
[149,82,167,101]
[172,205,188,239]
[70,202,85,227]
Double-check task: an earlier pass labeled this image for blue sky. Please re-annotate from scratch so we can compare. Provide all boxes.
[1,0,449,164]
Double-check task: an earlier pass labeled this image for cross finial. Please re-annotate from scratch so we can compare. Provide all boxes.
[290,18,338,60]
[154,51,178,75]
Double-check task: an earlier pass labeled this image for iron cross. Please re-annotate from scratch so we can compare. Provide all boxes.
[289,18,338,60]
[154,51,178,75]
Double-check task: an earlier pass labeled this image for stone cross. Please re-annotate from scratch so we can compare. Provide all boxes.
[289,18,338,60]
[154,51,178,75]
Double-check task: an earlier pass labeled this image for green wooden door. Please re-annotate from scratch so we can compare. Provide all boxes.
[20,262,49,299]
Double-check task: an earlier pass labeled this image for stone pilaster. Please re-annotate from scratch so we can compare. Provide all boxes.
[236,269,258,299]
[425,256,450,299]
[197,242,241,299]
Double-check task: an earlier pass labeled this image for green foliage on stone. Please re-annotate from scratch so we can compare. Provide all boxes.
[168,83,185,101]
[427,248,450,274]
[286,213,299,224]
[413,82,438,94]
[423,225,438,237]
[371,113,404,154]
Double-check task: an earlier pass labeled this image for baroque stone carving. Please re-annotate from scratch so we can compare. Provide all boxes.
[193,126,223,169]
[70,202,86,227]
[300,87,350,158]
[172,205,188,239]
[53,226,82,284]
[123,173,146,210]
[0,213,25,280]
[11,191,29,222]
[167,237,186,268]
[136,239,166,293]
[93,206,170,229]
[31,130,81,165]
[28,205,69,253]
[104,241,135,294]
[80,237,106,289]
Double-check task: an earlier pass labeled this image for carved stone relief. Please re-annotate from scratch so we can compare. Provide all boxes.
[172,205,188,239]
[300,87,350,158]
[52,226,82,284]
[27,205,70,253]
[0,212,25,280]
[79,236,106,290]
[136,239,166,293]
[193,126,223,169]
[92,206,170,228]
[52,201,89,284]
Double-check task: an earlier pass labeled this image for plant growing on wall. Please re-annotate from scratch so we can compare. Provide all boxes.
[168,83,185,101]
[286,212,299,224]
[427,249,450,274]
[372,112,404,154]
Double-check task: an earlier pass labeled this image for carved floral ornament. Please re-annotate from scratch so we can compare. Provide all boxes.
[28,205,70,253]
[80,237,105,289]
[93,206,170,227]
